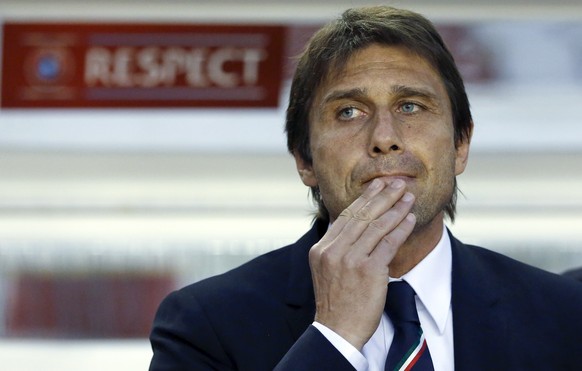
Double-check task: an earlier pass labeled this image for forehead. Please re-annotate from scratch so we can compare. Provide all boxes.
[313,44,447,104]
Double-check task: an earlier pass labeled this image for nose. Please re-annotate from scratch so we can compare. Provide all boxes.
[368,112,404,156]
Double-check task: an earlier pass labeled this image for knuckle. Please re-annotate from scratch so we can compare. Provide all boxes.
[340,253,355,268]
[309,243,327,263]
[341,254,365,272]
[317,246,338,265]
[341,204,375,223]
[368,218,389,232]
[339,208,354,219]
[353,200,377,221]
[360,190,372,201]
[381,234,399,248]
[353,207,372,222]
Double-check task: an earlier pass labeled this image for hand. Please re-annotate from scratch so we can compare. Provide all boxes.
[309,178,416,350]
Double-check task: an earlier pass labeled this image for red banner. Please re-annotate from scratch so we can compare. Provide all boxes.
[1,23,285,108]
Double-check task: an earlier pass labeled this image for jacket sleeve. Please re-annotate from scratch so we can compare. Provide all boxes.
[149,291,356,371]
[149,290,235,371]
[274,325,357,371]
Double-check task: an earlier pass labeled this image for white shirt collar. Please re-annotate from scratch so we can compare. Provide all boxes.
[390,224,452,335]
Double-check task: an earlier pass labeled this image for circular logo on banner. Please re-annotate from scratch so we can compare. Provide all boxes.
[24,47,75,88]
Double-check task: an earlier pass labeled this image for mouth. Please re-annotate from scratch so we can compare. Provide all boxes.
[361,173,416,188]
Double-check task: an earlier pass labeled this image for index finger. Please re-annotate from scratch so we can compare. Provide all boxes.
[323,178,406,243]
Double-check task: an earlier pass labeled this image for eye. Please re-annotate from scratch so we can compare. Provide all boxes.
[337,106,365,120]
[400,102,419,114]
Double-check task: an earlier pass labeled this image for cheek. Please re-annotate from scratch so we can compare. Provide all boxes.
[311,145,347,190]
[412,129,457,182]
[310,135,363,215]
[310,129,351,173]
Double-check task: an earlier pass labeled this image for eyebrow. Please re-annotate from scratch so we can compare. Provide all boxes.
[390,85,439,101]
[320,88,368,106]
[320,85,439,107]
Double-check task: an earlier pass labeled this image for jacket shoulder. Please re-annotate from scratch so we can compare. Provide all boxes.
[459,241,582,299]
[451,237,582,368]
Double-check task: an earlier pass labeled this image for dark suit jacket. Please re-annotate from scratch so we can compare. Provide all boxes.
[563,267,582,282]
[149,220,582,370]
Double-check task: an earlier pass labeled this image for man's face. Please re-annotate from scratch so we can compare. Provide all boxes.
[295,44,470,228]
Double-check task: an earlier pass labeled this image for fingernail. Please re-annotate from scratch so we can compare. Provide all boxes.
[369,178,382,191]
[390,179,405,189]
[402,192,414,202]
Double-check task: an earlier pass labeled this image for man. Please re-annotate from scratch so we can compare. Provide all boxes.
[149,6,582,370]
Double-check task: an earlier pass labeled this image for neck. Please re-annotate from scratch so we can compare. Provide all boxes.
[388,214,445,278]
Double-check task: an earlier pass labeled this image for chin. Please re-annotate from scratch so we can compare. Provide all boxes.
[411,208,446,234]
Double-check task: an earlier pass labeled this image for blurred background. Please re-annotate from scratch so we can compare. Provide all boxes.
[0,0,581,370]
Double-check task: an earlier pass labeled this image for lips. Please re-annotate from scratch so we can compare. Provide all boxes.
[361,173,416,188]
[364,173,415,181]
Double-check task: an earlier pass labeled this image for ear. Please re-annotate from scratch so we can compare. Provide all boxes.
[454,121,473,176]
[293,152,318,187]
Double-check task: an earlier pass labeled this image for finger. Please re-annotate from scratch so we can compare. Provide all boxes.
[321,177,388,242]
[369,212,416,263]
[332,179,407,247]
[310,179,395,267]
[352,191,415,256]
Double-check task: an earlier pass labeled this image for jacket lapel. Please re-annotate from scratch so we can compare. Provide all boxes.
[282,220,325,340]
[450,234,507,370]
